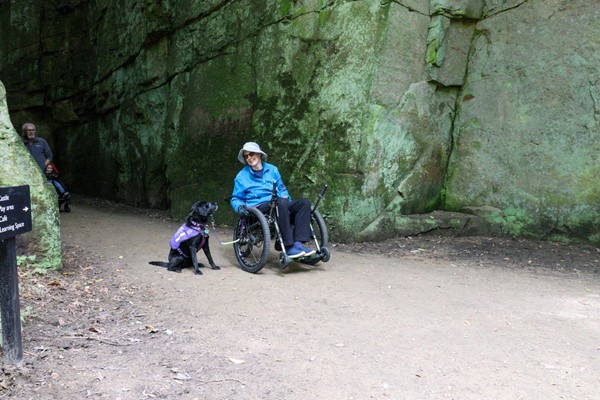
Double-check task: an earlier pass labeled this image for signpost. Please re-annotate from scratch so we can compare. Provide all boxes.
[0,185,32,366]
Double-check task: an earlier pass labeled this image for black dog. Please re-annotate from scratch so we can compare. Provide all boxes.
[149,201,220,275]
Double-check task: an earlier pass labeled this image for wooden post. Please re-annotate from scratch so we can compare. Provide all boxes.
[0,185,31,367]
[0,236,23,366]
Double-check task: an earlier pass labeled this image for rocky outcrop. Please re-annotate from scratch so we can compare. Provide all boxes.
[0,81,62,270]
[1,0,599,244]
[445,0,600,243]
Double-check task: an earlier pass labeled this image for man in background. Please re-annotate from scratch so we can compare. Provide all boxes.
[22,122,52,171]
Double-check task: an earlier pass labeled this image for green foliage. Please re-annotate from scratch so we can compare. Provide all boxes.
[18,254,50,275]
[17,255,36,267]
[588,233,600,243]
[502,206,534,236]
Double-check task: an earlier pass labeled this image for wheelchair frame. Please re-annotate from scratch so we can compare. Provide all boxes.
[232,183,331,273]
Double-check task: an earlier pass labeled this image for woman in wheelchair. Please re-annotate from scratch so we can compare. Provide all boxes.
[45,163,72,212]
[230,142,316,259]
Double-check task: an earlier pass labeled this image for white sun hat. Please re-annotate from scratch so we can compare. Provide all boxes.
[237,142,268,164]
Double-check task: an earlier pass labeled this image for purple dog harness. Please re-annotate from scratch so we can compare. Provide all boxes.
[170,222,209,257]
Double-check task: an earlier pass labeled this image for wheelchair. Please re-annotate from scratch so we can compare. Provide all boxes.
[46,163,71,212]
[232,183,331,273]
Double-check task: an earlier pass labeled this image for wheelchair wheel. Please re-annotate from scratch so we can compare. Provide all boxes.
[301,210,329,266]
[278,252,290,268]
[233,207,271,273]
[311,210,328,247]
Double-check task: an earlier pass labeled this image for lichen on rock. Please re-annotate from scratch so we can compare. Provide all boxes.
[0,81,62,271]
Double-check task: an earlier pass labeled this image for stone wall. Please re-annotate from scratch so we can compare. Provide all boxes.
[1,0,598,243]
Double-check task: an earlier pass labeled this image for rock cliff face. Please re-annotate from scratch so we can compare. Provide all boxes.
[0,82,62,270]
[446,0,600,243]
[0,0,598,243]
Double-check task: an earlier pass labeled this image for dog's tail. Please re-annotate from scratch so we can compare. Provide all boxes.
[149,261,169,268]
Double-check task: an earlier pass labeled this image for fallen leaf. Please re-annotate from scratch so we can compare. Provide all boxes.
[89,326,103,334]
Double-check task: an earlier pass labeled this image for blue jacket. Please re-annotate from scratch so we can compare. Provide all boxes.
[230,162,291,212]
[24,137,53,171]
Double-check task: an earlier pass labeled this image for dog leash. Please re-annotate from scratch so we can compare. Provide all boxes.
[210,216,240,245]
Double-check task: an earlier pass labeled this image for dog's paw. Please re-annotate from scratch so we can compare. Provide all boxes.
[169,268,182,273]
[211,265,221,270]
[194,269,204,275]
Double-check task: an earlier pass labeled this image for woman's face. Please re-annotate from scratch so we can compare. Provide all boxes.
[45,165,53,173]
[243,151,262,170]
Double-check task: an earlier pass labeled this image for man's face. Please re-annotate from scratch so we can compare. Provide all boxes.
[24,126,37,140]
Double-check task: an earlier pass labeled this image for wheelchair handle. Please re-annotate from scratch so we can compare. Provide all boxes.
[319,185,328,198]
[271,180,278,199]
[269,180,279,216]
[312,184,328,214]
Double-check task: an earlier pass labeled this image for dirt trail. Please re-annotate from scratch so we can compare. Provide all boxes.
[3,199,600,399]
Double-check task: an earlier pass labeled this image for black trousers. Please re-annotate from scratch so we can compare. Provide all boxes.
[257,197,312,248]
